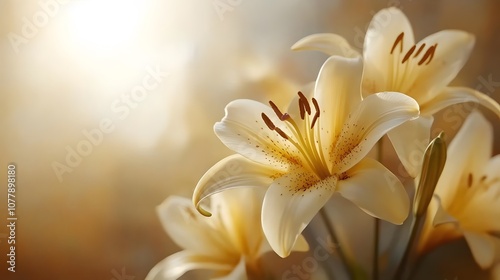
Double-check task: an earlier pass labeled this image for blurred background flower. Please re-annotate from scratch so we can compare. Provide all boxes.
[0,0,498,279]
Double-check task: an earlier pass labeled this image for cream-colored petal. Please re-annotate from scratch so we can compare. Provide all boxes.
[431,195,459,227]
[211,188,266,259]
[387,116,433,178]
[421,86,500,118]
[291,33,360,58]
[145,251,235,280]
[292,234,310,252]
[257,233,309,257]
[213,257,247,280]
[412,31,475,104]
[434,111,493,208]
[314,55,363,151]
[362,7,414,96]
[457,156,500,232]
[214,99,300,170]
[157,196,234,256]
[193,155,279,216]
[332,92,419,173]
[261,169,336,257]
[463,231,496,269]
[336,158,410,224]
[484,155,500,179]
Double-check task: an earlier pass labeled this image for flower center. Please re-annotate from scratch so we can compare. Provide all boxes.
[466,173,500,194]
[261,92,330,179]
[448,172,500,217]
[388,31,438,92]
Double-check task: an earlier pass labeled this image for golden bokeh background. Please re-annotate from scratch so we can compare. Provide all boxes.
[0,0,499,279]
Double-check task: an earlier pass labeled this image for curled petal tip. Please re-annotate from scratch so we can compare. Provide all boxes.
[196,205,212,217]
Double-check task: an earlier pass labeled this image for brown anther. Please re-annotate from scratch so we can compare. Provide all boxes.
[299,99,306,120]
[269,101,285,119]
[311,98,320,129]
[414,43,426,57]
[281,113,290,121]
[390,32,405,54]
[480,175,487,182]
[261,113,276,130]
[418,44,437,65]
[467,173,473,187]
[298,91,311,115]
[275,127,289,139]
[401,45,416,64]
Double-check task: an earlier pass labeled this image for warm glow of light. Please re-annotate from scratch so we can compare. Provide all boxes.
[66,0,144,53]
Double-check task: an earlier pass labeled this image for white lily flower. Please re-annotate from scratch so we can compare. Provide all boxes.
[292,7,500,177]
[418,111,500,269]
[193,55,419,257]
[147,188,308,280]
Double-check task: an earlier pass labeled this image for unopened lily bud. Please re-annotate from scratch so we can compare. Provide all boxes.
[413,131,447,217]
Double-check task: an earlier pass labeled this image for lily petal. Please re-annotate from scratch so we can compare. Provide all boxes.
[386,116,433,178]
[336,158,410,224]
[193,154,278,216]
[484,155,500,179]
[145,251,234,280]
[412,31,475,104]
[314,55,363,151]
[332,92,419,173]
[157,196,235,256]
[434,111,493,208]
[213,257,247,280]
[291,33,360,58]
[421,86,500,118]
[212,188,266,258]
[362,7,414,96]
[457,156,500,232]
[432,195,459,227]
[463,231,497,269]
[214,99,300,170]
[262,169,336,257]
[256,230,310,257]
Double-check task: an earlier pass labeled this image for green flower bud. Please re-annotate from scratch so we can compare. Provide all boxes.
[413,131,447,217]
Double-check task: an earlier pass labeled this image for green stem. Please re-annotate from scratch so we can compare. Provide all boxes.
[373,218,380,280]
[319,208,354,279]
[392,215,424,280]
[372,138,384,280]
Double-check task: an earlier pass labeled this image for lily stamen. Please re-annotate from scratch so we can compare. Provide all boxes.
[298,91,311,115]
[401,45,416,63]
[311,98,320,129]
[261,113,276,130]
[260,92,331,179]
[417,44,437,65]
[414,43,426,57]
[390,31,405,54]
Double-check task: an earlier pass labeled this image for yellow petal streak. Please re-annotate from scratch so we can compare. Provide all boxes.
[447,172,500,232]
[388,32,438,94]
[261,92,330,180]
